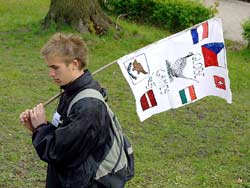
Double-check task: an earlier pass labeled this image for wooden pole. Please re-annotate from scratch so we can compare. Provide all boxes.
[43,60,118,107]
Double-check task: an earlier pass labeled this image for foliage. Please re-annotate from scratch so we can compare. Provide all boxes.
[100,0,216,32]
[1,0,250,188]
[242,18,250,48]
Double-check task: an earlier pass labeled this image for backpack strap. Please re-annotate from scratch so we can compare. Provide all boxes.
[67,89,122,133]
[67,89,105,116]
[67,88,127,179]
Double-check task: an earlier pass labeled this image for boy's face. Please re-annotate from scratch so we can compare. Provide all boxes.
[45,56,75,86]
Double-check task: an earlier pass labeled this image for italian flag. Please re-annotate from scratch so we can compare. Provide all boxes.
[179,85,197,104]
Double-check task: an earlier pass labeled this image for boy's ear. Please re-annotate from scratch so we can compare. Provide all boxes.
[72,59,80,70]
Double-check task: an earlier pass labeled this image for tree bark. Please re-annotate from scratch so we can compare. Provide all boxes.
[43,0,114,34]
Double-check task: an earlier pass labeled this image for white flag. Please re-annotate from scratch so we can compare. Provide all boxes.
[117,17,232,121]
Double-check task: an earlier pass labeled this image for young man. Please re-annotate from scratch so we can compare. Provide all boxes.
[19,33,127,188]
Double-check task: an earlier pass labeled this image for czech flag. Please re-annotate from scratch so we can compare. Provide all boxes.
[202,42,225,68]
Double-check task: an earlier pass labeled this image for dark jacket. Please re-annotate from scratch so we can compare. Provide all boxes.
[32,70,112,188]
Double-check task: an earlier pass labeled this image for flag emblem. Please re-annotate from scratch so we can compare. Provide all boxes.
[123,53,149,85]
[202,42,225,68]
[179,85,197,104]
[191,22,209,44]
[140,90,157,111]
[214,75,226,90]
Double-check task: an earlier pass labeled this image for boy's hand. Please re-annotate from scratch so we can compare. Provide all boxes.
[30,103,47,129]
[19,109,34,133]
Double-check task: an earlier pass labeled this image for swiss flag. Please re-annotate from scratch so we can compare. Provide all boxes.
[214,75,226,90]
[140,90,157,111]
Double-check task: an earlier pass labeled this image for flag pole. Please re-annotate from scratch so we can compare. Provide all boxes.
[92,59,118,75]
[43,60,118,107]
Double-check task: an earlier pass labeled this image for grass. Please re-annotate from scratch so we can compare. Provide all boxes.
[0,0,250,187]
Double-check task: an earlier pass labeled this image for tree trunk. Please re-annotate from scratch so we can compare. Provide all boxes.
[43,0,114,34]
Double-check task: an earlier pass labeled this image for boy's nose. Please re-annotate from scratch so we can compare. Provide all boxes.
[49,69,56,77]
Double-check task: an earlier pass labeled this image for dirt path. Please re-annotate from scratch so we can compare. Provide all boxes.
[203,0,250,43]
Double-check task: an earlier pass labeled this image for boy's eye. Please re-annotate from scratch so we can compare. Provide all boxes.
[49,65,59,70]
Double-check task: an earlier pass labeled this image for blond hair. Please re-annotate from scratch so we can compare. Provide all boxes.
[41,33,88,70]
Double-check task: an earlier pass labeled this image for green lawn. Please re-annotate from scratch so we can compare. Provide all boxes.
[0,1,250,187]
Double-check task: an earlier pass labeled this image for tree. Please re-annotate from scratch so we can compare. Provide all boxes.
[43,0,114,34]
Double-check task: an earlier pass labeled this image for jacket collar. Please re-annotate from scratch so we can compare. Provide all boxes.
[60,69,93,94]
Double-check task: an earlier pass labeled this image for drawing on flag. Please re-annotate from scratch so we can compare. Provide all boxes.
[117,17,232,121]
[123,53,150,85]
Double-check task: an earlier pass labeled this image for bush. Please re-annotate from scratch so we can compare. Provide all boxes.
[100,0,216,32]
[242,18,250,48]
[152,0,214,32]
[101,0,156,23]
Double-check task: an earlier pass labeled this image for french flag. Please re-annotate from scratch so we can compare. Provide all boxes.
[201,42,225,68]
[191,22,209,44]
[140,90,157,111]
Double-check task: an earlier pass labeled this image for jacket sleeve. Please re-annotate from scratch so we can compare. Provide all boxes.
[32,98,111,167]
